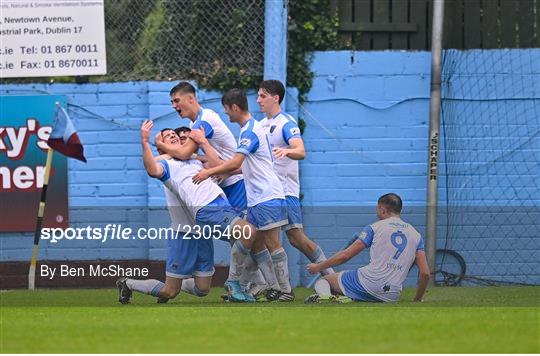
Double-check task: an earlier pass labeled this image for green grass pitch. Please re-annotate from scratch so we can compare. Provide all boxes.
[1,286,538,353]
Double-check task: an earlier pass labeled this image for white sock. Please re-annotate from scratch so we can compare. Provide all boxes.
[271,248,292,293]
[240,254,266,290]
[228,240,250,281]
[126,279,164,297]
[314,278,332,297]
[308,246,335,276]
[253,249,280,290]
[181,278,196,295]
[181,278,207,297]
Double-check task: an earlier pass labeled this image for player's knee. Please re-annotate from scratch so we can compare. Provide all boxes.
[194,286,209,297]
[161,286,180,299]
[286,233,302,248]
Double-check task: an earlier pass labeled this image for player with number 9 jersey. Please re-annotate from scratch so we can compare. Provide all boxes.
[353,216,424,302]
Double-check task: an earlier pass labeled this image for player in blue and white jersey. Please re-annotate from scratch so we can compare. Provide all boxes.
[117,121,256,304]
[193,89,293,301]
[155,82,247,212]
[257,79,335,279]
[305,193,430,303]
[156,83,267,295]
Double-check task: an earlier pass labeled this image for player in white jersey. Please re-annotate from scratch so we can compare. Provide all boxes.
[117,121,256,304]
[305,193,430,303]
[193,89,293,301]
[155,82,247,211]
[257,79,335,279]
[155,83,268,298]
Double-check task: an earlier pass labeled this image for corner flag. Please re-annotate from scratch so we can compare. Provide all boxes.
[29,103,86,290]
[47,105,87,162]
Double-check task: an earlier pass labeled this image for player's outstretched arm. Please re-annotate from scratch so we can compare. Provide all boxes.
[140,120,164,178]
[307,240,366,274]
[413,250,430,302]
[273,137,306,160]
[192,153,245,184]
[155,133,199,161]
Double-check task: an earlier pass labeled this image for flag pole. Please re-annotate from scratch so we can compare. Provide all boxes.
[28,120,56,290]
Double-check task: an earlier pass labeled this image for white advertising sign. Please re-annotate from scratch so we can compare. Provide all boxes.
[0,0,106,78]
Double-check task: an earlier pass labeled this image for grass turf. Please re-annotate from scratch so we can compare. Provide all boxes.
[1,286,538,353]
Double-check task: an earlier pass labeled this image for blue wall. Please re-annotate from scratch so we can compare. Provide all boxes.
[1,50,538,286]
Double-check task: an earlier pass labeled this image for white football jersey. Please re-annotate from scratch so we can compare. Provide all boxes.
[236,117,285,206]
[190,108,243,187]
[260,111,302,197]
[162,184,196,230]
[158,158,225,219]
[355,216,425,302]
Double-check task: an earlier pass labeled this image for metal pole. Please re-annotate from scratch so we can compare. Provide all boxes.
[426,0,445,286]
[263,0,288,85]
[28,148,54,290]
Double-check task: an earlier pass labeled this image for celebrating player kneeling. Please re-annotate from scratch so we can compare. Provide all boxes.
[305,193,430,303]
[116,120,255,304]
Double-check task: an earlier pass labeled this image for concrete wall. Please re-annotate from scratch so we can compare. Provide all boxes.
[1,49,538,286]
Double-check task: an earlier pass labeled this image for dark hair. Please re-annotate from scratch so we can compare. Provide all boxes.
[170,81,196,96]
[221,88,248,111]
[160,128,175,135]
[259,79,285,104]
[378,193,403,214]
[175,126,191,135]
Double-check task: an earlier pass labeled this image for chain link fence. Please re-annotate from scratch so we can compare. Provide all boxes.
[440,49,540,286]
[1,0,266,86]
[104,0,265,88]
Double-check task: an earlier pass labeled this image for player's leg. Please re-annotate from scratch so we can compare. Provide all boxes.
[263,227,294,301]
[284,195,334,276]
[196,195,255,302]
[190,235,215,297]
[116,232,195,304]
[228,180,266,294]
[251,234,281,295]
[155,233,204,302]
[247,198,289,300]
[286,228,334,276]
[192,276,212,296]
[304,272,345,304]
[157,276,182,299]
[117,276,168,304]
[228,230,267,295]
[257,198,294,301]
[239,252,267,293]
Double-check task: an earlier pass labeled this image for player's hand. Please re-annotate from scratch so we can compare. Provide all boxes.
[192,169,210,184]
[273,147,290,159]
[213,173,229,185]
[190,127,207,145]
[140,120,153,143]
[307,263,320,275]
[154,131,164,148]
